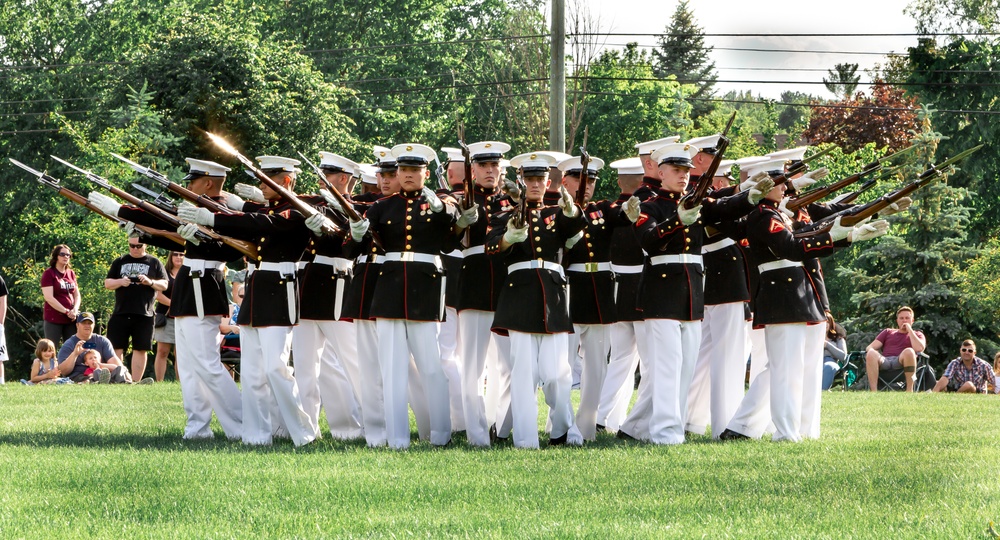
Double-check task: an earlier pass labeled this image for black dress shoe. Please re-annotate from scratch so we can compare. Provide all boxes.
[616,429,637,441]
[549,434,567,446]
[595,424,607,434]
[719,428,749,441]
[489,424,498,445]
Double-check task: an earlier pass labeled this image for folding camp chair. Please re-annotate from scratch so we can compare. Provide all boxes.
[850,351,934,391]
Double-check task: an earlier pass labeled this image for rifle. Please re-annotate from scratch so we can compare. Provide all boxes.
[576,126,590,208]
[297,151,383,251]
[204,132,344,238]
[457,121,474,211]
[511,170,529,230]
[10,158,186,246]
[685,111,737,209]
[50,155,259,259]
[433,153,448,192]
[793,145,983,238]
[111,153,235,215]
[786,146,916,212]
[835,177,879,205]
[130,183,180,215]
[768,145,837,187]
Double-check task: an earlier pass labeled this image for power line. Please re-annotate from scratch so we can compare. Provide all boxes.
[0,109,89,118]
[0,128,60,135]
[339,90,549,113]
[301,34,549,54]
[0,96,100,106]
[347,77,549,99]
[570,75,1000,87]
[567,32,1000,38]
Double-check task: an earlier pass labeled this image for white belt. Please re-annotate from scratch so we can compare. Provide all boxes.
[442,249,463,259]
[356,254,385,265]
[256,262,297,324]
[611,264,644,274]
[461,245,485,257]
[567,262,613,273]
[311,255,353,273]
[649,254,703,267]
[758,260,803,273]
[383,251,442,269]
[297,261,308,271]
[246,262,256,275]
[183,258,224,319]
[508,260,565,278]
[702,237,736,254]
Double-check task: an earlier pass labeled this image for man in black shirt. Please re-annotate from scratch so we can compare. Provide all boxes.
[0,274,7,385]
[104,237,168,381]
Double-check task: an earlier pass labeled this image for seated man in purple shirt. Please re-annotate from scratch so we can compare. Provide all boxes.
[932,339,993,394]
[864,306,927,392]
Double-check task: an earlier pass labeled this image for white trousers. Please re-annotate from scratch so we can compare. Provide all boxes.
[439,306,465,431]
[597,321,648,432]
[685,302,747,438]
[508,331,581,448]
[621,319,701,445]
[174,316,243,439]
[458,310,511,446]
[569,323,610,441]
[767,323,826,442]
[749,325,768,384]
[355,320,385,447]
[240,325,317,446]
[291,320,363,439]
[408,356,430,441]
[376,319,451,448]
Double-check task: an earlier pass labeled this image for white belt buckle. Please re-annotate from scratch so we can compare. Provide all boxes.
[399,251,416,262]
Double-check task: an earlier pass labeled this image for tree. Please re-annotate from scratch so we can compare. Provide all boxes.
[777,91,817,132]
[835,108,992,366]
[905,0,999,35]
[823,63,860,100]
[803,81,919,153]
[652,0,717,120]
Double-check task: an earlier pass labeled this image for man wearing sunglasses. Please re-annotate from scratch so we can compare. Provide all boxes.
[105,237,168,382]
[933,340,993,393]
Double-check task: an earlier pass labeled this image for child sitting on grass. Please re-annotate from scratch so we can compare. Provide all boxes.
[24,338,73,385]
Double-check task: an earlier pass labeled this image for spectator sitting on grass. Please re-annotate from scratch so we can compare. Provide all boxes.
[932,340,993,394]
[992,352,1000,395]
[821,314,848,390]
[25,338,73,385]
[55,312,151,384]
[864,306,926,392]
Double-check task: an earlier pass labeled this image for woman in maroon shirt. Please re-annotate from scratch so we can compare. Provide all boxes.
[40,244,81,345]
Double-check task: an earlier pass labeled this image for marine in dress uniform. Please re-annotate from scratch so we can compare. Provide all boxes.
[89,158,244,440]
[345,143,460,449]
[617,142,765,445]
[557,155,630,441]
[451,141,517,447]
[722,159,889,442]
[486,152,586,448]
[290,151,364,439]
[180,155,319,447]
[437,146,467,433]
[595,157,650,433]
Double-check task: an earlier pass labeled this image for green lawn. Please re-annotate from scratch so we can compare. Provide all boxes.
[1,383,998,539]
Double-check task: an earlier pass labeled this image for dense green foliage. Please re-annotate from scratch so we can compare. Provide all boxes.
[2,385,999,537]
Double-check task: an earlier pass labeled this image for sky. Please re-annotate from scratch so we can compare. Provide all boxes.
[573,0,920,99]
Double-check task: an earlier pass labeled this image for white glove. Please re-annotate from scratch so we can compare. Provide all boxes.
[557,185,580,218]
[778,197,795,218]
[319,189,345,213]
[677,200,702,226]
[350,218,369,242]
[829,216,852,242]
[178,204,215,227]
[224,192,245,211]
[456,204,480,228]
[304,213,334,235]
[176,223,201,245]
[503,222,529,245]
[565,230,584,249]
[880,197,912,216]
[850,219,890,242]
[623,195,641,223]
[828,192,852,205]
[422,186,444,213]
[235,183,265,204]
[790,167,828,191]
[123,221,139,237]
[502,178,522,202]
[748,177,775,205]
[739,171,769,192]
[88,191,122,217]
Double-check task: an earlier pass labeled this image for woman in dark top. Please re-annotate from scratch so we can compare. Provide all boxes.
[821,317,848,390]
[40,244,81,345]
[152,251,183,381]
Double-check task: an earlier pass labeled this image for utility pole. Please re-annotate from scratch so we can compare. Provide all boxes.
[549,0,565,152]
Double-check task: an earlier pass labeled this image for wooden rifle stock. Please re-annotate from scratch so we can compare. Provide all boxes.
[684,111,736,209]
[786,164,879,212]
[111,153,234,215]
[576,127,590,208]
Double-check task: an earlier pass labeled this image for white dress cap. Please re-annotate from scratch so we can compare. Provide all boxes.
[441,147,464,163]
[767,146,810,163]
[745,158,788,179]
[557,156,606,175]
[716,159,735,177]
[256,155,301,173]
[390,143,437,166]
[467,141,511,162]
[650,143,699,168]
[509,152,558,175]
[684,134,723,153]
[184,158,230,179]
[358,164,379,185]
[373,145,394,164]
[609,157,644,176]
[635,136,681,155]
[533,151,572,165]
[318,152,359,175]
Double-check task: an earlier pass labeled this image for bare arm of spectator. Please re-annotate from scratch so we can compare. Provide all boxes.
[42,285,72,317]
[155,289,171,307]
[0,293,6,325]
[138,274,168,292]
[932,375,949,392]
[898,322,926,353]
[865,337,884,356]
[58,340,85,376]
[104,276,133,290]
[219,304,239,335]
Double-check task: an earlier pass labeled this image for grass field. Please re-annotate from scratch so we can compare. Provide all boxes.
[1,382,998,539]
